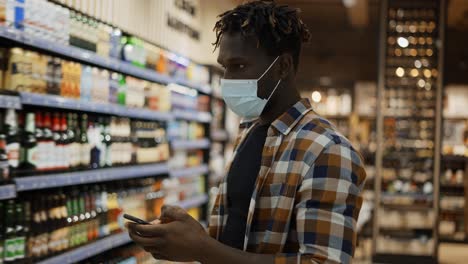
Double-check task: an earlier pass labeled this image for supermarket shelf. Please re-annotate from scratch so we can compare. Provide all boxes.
[440,183,464,191]
[172,109,212,123]
[373,254,436,264]
[171,138,211,150]
[178,194,209,210]
[37,194,209,264]
[170,164,209,178]
[173,77,212,95]
[440,208,465,214]
[0,184,16,200]
[20,92,172,121]
[442,155,467,163]
[0,27,210,94]
[0,94,22,109]
[37,232,132,264]
[381,193,433,200]
[380,226,434,232]
[444,116,468,122]
[382,203,433,211]
[322,114,350,119]
[15,163,169,191]
[439,238,468,244]
[211,130,229,142]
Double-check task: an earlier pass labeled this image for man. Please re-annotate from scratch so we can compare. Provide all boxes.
[127,1,366,263]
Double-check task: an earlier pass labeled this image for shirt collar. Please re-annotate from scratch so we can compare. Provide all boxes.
[271,98,314,135]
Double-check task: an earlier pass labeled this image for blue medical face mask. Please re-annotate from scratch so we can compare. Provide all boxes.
[220,56,281,119]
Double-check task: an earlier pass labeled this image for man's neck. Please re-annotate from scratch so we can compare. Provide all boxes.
[259,84,301,125]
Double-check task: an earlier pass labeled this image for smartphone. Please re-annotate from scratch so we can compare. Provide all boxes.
[123,213,150,225]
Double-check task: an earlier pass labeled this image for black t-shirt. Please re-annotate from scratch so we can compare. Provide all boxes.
[219,123,269,250]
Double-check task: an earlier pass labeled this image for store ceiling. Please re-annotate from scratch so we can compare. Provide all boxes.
[266,0,468,90]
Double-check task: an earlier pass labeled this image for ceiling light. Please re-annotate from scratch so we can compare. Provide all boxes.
[395,67,405,77]
[311,91,322,103]
[343,0,356,8]
[397,37,409,48]
[418,79,426,88]
[423,69,432,78]
[414,60,422,68]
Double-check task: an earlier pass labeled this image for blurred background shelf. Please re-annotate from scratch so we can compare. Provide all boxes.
[0,27,210,94]
[20,92,173,121]
[0,184,16,200]
[0,94,22,109]
[15,163,169,191]
[171,138,211,150]
[170,164,209,178]
[37,232,132,264]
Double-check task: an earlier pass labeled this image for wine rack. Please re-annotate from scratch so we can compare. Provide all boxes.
[373,0,445,263]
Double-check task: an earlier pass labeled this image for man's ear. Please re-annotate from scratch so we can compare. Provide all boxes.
[279,54,294,79]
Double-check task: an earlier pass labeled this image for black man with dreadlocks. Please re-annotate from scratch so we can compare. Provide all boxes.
[127,1,366,263]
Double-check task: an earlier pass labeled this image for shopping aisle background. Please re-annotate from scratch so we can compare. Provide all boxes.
[0,0,467,264]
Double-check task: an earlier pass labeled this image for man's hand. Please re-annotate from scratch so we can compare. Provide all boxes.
[126,205,207,262]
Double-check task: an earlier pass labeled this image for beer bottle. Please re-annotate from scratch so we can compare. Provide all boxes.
[60,114,70,170]
[35,112,45,172]
[4,109,20,178]
[14,201,26,262]
[42,113,54,172]
[79,114,90,170]
[4,200,16,263]
[22,199,31,263]
[52,113,63,171]
[19,113,38,176]
[68,113,78,170]
[0,134,9,184]
[89,119,100,169]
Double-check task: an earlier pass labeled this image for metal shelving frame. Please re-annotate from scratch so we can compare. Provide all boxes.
[373,0,446,262]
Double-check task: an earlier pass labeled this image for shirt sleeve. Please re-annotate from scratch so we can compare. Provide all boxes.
[274,143,366,264]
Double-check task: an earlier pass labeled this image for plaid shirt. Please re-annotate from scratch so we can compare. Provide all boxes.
[209,99,366,264]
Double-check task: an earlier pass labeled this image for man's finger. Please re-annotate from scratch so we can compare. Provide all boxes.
[127,222,167,237]
[161,205,189,222]
[129,231,166,247]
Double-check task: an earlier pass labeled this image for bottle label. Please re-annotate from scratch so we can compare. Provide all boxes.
[0,160,10,181]
[48,141,56,170]
[56,145,63,169]
[4,238,16,261]
[14,236,25,259]
[36,142,45,170]
[27,146,38,166]
[6,142,20,168]
[80,143,90,166]
[63,144,70,168]
[71,143,79,167]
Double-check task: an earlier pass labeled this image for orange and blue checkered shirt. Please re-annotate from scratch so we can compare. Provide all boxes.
[209,99,366,264]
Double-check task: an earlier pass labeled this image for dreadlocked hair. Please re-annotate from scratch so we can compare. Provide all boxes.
[213,0,311,70]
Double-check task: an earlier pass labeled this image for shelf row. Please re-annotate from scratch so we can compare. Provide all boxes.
[0,26,211,95]
[0,163,210,198]
[0,92,213,123]
[171,138,211,150]
[36,193,209,264]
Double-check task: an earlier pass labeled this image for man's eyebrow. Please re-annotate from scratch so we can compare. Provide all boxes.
[218,56,248,65]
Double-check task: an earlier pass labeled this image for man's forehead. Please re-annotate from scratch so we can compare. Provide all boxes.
[218,32,259,59]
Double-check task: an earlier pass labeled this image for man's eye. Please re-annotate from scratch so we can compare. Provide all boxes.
[235,64,246,69]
